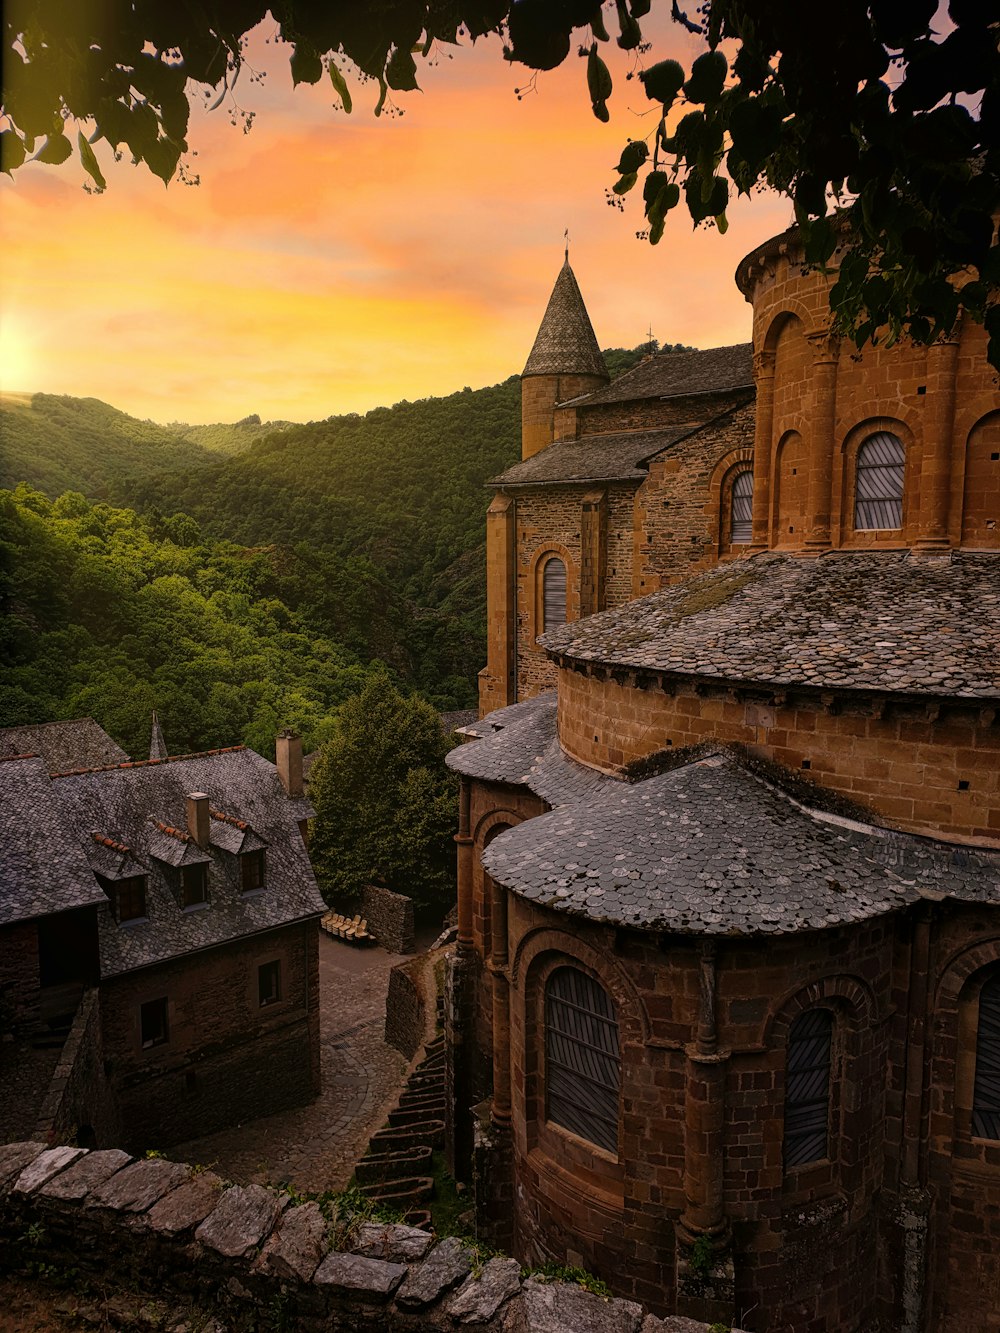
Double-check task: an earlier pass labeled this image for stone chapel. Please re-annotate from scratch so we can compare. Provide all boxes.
[445,228,1000,1332]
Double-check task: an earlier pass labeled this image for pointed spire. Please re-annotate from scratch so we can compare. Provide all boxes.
[522,255,609,380]
[149,711,167,761]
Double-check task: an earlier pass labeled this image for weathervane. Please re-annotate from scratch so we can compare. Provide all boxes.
[564,228,570,261]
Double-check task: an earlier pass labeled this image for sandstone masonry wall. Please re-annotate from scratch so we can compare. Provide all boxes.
[384,956,427,1061]
[363,884,415,955]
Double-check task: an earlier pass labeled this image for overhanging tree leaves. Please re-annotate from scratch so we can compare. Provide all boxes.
[2,2,998,361]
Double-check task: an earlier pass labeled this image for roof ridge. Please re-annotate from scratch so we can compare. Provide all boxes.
[153,820,190,843]
[210,807,248,830]
[0,751,40,763]
[50,744,246,779]
[92,832,132,855]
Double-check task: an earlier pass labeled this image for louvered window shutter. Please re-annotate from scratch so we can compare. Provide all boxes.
[785,1008,833,1168]
[973,975,1000,1139]
[854,432,905,530]
[545,967,620,1153]
[731,469,754,543]
[542,557,567,631]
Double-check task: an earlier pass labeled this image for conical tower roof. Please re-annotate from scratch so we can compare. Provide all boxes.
[523,257,609,379]
[149,711,167,761]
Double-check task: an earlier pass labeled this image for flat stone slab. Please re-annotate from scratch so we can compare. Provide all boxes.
[313,1251,407,1302]
[14,1146,85,1195]
[253,1201,329,1281]
[397,1234,472,1310]
[350,1221,434,1263]
[0,1142,46,1190]
[89,1159,190,1213]
[143,1171,225,1235]
[449,1257,523,1323]
[518,1280,645,1333]
[195,1183,285,1258]
[41,1150,131,1201]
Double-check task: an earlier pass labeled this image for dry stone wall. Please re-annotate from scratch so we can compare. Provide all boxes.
[362,885,416,955]
[0,1140,744,1333]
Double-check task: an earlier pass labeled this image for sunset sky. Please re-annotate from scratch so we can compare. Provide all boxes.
[0,10,790,425]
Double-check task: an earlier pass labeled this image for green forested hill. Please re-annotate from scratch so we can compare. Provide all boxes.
[0,486,376,758]
[0,393,217,497]
[166,413,297,457]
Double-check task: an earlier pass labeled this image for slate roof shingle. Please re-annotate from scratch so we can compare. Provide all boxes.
[561,343,753,407]
[480,750,1000,936]
[0,719,128,771]
[523,259,609,379]
[541,551,1000,700]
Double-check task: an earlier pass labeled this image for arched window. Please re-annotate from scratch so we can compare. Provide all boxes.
[785,1008,833,1168]
[854,432,905,530]
[973,974,1000,1139]
[731,469,754,544]
[542,557,567,632]
[545,966,620,1153]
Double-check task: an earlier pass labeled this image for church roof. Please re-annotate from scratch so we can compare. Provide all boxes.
[541,551,1000,701]
[0,718,128,771]
[523,258,609,379]
[560,342,753,407]
[480,749,1000,936]
[489,401,753,487]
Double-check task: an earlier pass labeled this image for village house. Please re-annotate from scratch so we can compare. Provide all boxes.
[446,232,1000,1333]
[0,720,323,1151]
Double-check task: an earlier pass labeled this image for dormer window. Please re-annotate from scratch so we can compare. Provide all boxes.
[241,849,266,894]
[97,873,148,925]
[180,862,208,909]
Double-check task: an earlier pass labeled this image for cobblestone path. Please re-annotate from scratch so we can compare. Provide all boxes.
[173,934,429,1193]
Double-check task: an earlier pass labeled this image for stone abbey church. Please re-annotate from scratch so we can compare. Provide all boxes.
[445,231,1000,1333]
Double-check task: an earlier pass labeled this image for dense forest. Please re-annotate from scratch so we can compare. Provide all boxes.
[1,342,672,754]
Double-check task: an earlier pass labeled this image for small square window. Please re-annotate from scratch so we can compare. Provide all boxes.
[180,862,208,908]
[116,875,147,923]
[241,849,266,894]
[140,998,169,1049]
[258,960,281,1007]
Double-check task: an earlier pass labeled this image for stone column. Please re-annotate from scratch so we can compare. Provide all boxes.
[446,776,477,1180]
[490,880,512,1126]
[475,878,516,1249]
[456,778,474,952]
[676,941,735,1325]
[749,350,776,550]
[804,331,839,553]
[915,335,961,551]
[897,903,934,1333]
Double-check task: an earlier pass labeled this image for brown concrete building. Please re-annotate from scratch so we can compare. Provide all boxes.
[0,721,322,1151]
[448,234,1000,1333]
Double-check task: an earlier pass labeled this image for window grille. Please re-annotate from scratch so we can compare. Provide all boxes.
[542,557,567,632]
[545,966,620,1153]
[973,975,1000,1139]
[854,432,905,530]
[731,469,754,543]
[785,1008,833,1168]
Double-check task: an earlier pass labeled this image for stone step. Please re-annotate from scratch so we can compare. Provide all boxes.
[355,1146,433,1185]
[387,1104,446,1130]
[406,1071,444,1092]
[396,1090,447,1111]
[368,1121,445,1154]
[357,1175,435,1207]
[404,1208,432,1231]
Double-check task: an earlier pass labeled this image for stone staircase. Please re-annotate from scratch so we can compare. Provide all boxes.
[355,998,446,1229]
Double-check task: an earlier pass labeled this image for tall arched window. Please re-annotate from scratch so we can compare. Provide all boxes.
[731,469,754,544]
[785,1008,833,1168]
[854,432,905,530]
[973,974,1000,1139]
[542,557,567,632]
[545,966,620,1153]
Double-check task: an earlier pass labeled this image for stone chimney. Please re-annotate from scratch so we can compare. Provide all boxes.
[186,792,210,848]
[276,730,303,797]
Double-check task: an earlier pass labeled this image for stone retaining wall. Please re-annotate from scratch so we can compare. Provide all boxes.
[33,988,121,1148]
[0,1141,747,1333]
[384,957,427,1060]
[363,885,415,955]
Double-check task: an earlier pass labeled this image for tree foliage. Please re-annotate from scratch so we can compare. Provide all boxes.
[306,672,458,915]
[2,2,997,362]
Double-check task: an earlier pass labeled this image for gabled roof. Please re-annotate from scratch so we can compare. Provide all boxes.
[0,719,128,771]
[0,756,107,926]
[489,400,754,487]
[4,747,323,976]
[560,342,753,407]
[541,551,1000,701]
[523,258,609,380]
